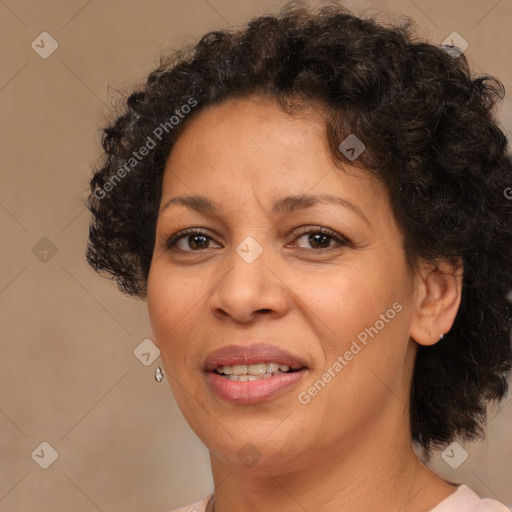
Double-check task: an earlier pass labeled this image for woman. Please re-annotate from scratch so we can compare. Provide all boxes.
[86,2,512,511]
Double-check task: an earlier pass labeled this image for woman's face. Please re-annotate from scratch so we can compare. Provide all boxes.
[147,95,420,473]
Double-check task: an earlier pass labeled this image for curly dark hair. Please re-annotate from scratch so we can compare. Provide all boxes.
[86,1,512,454]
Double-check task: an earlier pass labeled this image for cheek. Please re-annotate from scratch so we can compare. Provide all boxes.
[147,265,193,353]
[147,268,206,412]
[299,269,412,407]
[292,266,386,349]
[291,259,411,391]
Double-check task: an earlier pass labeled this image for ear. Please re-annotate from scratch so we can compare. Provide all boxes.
[410,259,463,346]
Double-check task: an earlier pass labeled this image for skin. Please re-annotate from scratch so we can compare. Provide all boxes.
[147,95,463,512]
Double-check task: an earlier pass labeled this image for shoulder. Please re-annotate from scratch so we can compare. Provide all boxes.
[168,495,213,512]
[431,485,509,512]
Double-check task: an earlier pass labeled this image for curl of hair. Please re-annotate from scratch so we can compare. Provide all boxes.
[86,1,512,453]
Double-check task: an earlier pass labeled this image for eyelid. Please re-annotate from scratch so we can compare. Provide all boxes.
[164,227,222,250]
[287,225,351,249]
[164,225,351,252]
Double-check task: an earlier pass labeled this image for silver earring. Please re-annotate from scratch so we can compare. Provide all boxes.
[439,334,444,340]
[154,366,164,382]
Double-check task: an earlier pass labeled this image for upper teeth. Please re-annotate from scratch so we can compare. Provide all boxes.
[216,363,290,376]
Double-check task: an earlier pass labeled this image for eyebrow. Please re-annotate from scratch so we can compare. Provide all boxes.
[160,193,370,225]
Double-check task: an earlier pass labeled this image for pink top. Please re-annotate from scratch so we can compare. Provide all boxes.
[430,485,509,512]
[170,486,509,511]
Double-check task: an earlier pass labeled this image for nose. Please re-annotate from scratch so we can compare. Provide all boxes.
[208,243,290,324]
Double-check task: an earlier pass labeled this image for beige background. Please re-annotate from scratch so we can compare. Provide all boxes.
[1,0,511,511]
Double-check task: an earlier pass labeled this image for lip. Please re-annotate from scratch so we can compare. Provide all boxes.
[203,343,308,371]
[203,343,308,405]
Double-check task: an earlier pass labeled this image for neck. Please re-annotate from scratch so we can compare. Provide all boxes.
[208,409,455,512]
[207,345,456,511]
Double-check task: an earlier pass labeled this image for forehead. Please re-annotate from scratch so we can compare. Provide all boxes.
[159,95,388,221]
[163,95,337,186]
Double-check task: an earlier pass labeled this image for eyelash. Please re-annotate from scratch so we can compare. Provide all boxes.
[164,226,350,252]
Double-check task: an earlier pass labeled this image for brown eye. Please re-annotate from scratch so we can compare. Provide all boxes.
[296,232,333,249]
[179,234,210,250]
[165,229,221,251]
[291,227,349,250]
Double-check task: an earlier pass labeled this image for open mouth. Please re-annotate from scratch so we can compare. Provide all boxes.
[212,362,303,381]
[203,343,309,404]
